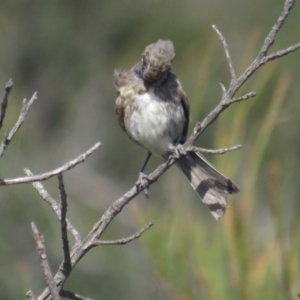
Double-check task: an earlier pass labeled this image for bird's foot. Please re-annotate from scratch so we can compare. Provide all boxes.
[174,144,186,158]
[137,172,150,198]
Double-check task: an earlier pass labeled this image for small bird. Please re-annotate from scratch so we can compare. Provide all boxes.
[114,39,239,220]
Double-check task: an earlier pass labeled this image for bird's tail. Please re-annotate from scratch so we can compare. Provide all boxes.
[176,152,239,220]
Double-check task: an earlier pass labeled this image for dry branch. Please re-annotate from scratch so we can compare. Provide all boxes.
[0,142,101,185]
[95,221,154,245]
[0,91,37,157]
[31,223,60,300]
[60,290,93,300]
[58,175,72,276]
[189,144,242,155]
[0,78,13,131]
[24,169,81,244]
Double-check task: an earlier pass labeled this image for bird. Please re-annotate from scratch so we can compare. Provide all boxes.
[114,39,239,220]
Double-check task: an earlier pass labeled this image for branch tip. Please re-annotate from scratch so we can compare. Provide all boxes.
[96,220,155,246]
[5,78,13,89]
[1,142,102,185]
[189,144,241,155]
[213,25,237,80]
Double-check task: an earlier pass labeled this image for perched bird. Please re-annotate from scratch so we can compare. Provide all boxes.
[114,40,239,220]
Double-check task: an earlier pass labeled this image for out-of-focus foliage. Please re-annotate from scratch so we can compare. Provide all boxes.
[0,0,299,299]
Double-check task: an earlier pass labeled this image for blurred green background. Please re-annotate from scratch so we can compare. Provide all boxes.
[0,0,300,299]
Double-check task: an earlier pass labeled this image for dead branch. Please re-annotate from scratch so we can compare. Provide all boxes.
[0,142,101,186]
[58,175,72,276]
[31,222,60,300]
[60,290,93,300]
[0,78,13,131]
[185,0,300,148]
[189,144,242,155]
[0,91,37,157]
[24,169,81,244]
[95,221,154,245]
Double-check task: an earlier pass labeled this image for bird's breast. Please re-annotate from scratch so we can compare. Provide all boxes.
[124,91,185,155]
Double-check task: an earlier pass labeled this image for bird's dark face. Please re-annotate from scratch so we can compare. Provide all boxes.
[141,40,175,83]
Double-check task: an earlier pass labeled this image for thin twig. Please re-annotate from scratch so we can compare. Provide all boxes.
[58,175,72,276]
[258,0,294,58]
[60,290,93,300]
[0,79,13,131]
[212,25,237,81]
[189,144,241,155]
[24,169,81,244]
[0,142,101,185]
[0,91,37,157]
[263,42,300,63]
[219,81,226,94]
[232,91,256,104]
[31,222,60,300]
[95,221,154,245]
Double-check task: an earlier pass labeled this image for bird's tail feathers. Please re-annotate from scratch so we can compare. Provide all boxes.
[176,152,239,220]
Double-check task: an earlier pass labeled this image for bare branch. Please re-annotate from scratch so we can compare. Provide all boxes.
[219,81,227,94]
[60,290,93,300]
[189,144,241,155]
[264,42,300,63]
[31,222,60,300]
[96,221,154,245]
[232,91,256,104]
[58,175,72,276]
[212,25,237,81]
[185,0,299,148]
[24,169,81,244]
[0,91,37,157]
[0,142,101,185]
[0,79,13,131]
[258,0,295,58]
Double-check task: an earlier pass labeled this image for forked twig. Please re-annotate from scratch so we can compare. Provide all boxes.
[24,169,81,244]
[185,0,300,148]
[0,92,37,157]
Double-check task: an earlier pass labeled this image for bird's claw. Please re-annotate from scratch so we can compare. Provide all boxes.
[174,144,186,158]
[137,172,150,198]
